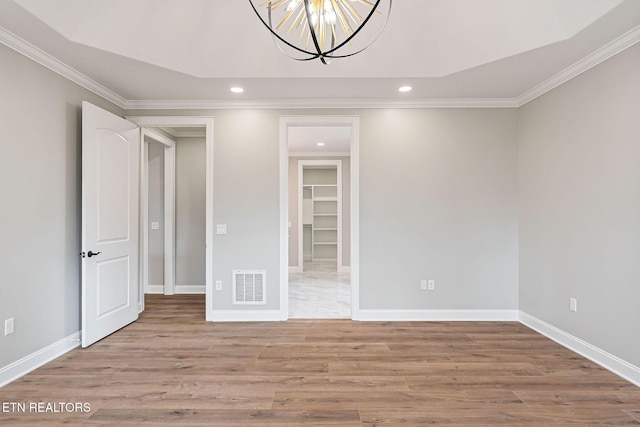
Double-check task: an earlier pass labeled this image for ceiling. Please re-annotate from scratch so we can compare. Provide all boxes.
[288,126,351,156]
[0,0,639,108]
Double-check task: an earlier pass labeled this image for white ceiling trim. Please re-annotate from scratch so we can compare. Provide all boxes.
[123,98,519,110]
[517,24,640,107]
[1,24,638,111]
[0,26,126,109]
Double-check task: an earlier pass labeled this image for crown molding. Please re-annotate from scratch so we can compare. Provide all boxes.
[3,22,638,112]
[0,26,127,109]
[517,24,640,107]
[123,97,519,110]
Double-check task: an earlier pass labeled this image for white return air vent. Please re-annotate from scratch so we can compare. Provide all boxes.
[233,270,266,305]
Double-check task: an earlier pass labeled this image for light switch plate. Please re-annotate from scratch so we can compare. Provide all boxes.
[216,224,227,235]
[151,222,160,230]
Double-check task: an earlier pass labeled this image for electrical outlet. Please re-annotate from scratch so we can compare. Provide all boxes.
[428,280,435,291]
[4,318,14,336]
[569,298,577,312]
[420,279,427,290]
[216,280,222,291]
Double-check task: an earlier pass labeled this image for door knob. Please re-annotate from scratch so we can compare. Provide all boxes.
[87,251,102,258]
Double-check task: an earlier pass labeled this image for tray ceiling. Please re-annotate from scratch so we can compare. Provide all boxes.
[0,0,639,106]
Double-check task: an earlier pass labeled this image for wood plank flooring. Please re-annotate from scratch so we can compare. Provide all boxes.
[1,295,638,425]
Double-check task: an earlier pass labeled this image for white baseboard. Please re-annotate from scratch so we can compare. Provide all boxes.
[207,310,285,322]
[175,285,205,294]
[519,311,640,387]
[520,311,640,387]
[0,331,80,388]
[146,285,205,294]
[353,309,519,321]
[338,265,351,273]
[145,284,164,294]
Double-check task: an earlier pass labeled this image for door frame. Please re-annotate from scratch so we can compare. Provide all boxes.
[297,159,343,272]
[140,128,176,308]
[279,116,360,320]
[127,116,214,319]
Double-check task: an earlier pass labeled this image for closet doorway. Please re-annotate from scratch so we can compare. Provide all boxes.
[285,124,354,318]
[280,116,360,320]
[299,161,344,271]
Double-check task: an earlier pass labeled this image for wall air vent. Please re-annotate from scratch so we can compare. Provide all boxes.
[233,270,266,305]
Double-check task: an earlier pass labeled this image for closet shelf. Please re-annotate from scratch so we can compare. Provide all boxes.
[302,167,340,262]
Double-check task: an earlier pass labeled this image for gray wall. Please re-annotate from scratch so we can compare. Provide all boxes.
[288,156,351,268]
[518,43,640,367]
[359,109,519,309]
[124,108,518,312]
[211,110,281,309]
[0,43,124,368]
[175,137,206,288]
[2,33,637,377]
[147,141,165,287]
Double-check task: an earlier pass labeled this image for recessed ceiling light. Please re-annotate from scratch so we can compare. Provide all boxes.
[398,86,412,93]
[230,87,244,93]
[317,142,325,147]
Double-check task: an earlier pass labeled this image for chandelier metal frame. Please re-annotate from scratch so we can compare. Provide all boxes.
[248,0,392,64]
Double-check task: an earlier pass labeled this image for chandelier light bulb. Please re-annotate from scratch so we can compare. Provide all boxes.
[249,0,392,65]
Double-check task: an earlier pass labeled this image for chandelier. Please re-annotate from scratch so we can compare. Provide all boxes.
[248,0,392,64]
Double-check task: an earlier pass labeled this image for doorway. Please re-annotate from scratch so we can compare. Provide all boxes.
[292,160,349,318]
[299,161,343,271]
[141,129,176,302]
[279,116,360,320]
[127,116,214,319]
[141,127,207,301]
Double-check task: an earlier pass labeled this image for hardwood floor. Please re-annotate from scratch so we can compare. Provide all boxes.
[1,295,638,425]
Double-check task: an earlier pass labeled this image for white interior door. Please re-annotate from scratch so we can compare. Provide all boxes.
[82,101,140,347]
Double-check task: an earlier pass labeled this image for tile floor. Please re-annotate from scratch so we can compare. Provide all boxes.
[288,260,351,318]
